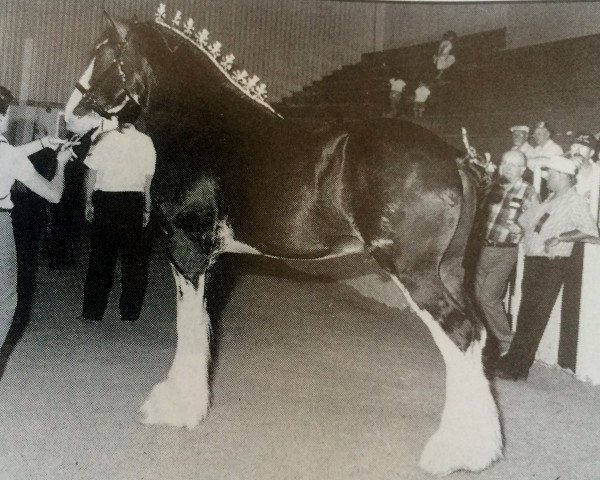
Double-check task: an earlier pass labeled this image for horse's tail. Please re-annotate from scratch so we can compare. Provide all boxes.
[438,163,480,314]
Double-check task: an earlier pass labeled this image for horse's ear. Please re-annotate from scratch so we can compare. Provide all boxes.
[103,10,128,42]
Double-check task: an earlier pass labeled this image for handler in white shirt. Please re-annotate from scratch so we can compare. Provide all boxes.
[0,85,71,346]
[81,121,156,323]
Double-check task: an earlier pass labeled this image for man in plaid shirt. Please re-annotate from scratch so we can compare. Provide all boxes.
[474,150,536,356]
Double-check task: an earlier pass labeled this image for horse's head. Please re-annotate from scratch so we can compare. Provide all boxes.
[65,14,154,134]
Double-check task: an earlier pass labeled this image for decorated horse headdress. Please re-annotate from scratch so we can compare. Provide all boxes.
[153,3,278,116]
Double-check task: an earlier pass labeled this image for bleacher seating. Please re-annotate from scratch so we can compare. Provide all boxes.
[274,28,600,161]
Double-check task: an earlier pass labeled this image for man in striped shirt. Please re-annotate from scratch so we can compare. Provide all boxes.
[474,150,536,357]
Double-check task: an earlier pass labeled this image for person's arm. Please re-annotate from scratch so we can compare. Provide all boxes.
[17,136,65,156]
[84,167,97,222]
[143,174,153,227]
[19,148,72,203]
[545,229,600,250]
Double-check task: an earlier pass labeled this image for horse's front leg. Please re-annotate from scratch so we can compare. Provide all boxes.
[140,265,211,428]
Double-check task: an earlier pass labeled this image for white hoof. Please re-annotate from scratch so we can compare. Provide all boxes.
[419,424,503,476]
[139,376,209,429]
[419,336,503,476]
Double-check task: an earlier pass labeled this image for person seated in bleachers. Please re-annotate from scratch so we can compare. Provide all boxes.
[413,81,431,118]
[510,125,534,157]
[386,76,406,118]
[433,30,457,82]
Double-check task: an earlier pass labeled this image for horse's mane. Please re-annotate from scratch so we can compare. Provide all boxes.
[126,10,282,134]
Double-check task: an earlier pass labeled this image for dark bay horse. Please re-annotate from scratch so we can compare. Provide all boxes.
[64,7,502,475]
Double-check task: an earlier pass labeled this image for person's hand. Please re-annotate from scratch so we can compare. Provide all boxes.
[56,148,74,166]
[544,236,560,253]
[85,202,94,223]
[41,136,66,151]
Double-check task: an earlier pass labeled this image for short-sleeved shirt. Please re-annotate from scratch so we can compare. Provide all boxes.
[414,86,431,103]
[84,125,156,192]
[526,139,563,169]
[0,135,35,209]
[389,78,406,93]
[512,142,534,157]
[483,178,536,244]
[519,187,598,257]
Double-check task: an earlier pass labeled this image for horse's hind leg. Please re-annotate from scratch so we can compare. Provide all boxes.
[369,204,502,475]
[140,266,211,428]
[388,273,502,476]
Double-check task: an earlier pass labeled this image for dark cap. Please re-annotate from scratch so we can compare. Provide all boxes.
[573,132,595,149]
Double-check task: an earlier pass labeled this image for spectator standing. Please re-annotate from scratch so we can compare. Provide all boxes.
[0,86,71,347]
[433,30,457,81]
[510,125,534,157]
[527,121,563,171]
[474,150,536,357]
[80,120,156,324]
[387,76,406,118]
[495,155,598,380]
[413,81,431,118]
[567,133,599,204]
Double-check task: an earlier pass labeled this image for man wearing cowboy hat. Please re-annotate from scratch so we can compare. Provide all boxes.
[510,125,534,157]
[495,155,598,380]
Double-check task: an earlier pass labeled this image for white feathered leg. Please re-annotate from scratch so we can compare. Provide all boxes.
[140,266,211,429]
[391,276,503,476]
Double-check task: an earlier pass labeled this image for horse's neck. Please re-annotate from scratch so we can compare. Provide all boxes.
[141,24,279,152]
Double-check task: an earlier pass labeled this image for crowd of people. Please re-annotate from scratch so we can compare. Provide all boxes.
[0,84,157,353]
[472,121,600,380]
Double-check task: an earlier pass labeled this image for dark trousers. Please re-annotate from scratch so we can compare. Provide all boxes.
[82,191,149,321]
[502,256,570,375]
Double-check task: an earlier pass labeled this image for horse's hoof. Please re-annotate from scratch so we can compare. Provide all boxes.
[139,378,209,429]
[419,425,503,476]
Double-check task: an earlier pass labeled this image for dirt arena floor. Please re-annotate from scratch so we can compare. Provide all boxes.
[1,240,599,480]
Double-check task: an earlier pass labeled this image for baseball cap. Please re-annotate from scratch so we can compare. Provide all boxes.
[572,132,595,149]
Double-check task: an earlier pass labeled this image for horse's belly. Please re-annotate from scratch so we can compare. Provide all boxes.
[217,220,364,260]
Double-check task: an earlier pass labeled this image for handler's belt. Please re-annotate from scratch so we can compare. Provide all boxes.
[0,207,12,213]
[483,240,518,248]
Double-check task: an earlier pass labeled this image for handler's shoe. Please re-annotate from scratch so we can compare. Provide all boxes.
[78,315,101,324]
[493,364,528,381]
[120,316,137,324]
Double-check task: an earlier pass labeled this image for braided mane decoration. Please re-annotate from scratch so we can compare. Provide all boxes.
[154,3,281,117]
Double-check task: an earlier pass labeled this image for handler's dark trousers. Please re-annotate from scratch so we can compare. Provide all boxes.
[501,256,570,376]
[82,191,148,321]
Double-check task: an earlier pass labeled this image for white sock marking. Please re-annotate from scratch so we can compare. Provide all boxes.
[390,275,503,475]
[140,267,211,429]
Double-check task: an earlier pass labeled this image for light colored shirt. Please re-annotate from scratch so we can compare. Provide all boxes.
[414,86,431,103]
[389,78,406,93]
[85,125,156,192]
[434,40,455,70]
[519,187,597,257]
[512,142,534,157]
[526,139,563,169]
[0,135,35,209]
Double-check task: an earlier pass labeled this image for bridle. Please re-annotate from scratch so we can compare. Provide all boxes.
[75,34,141,119]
